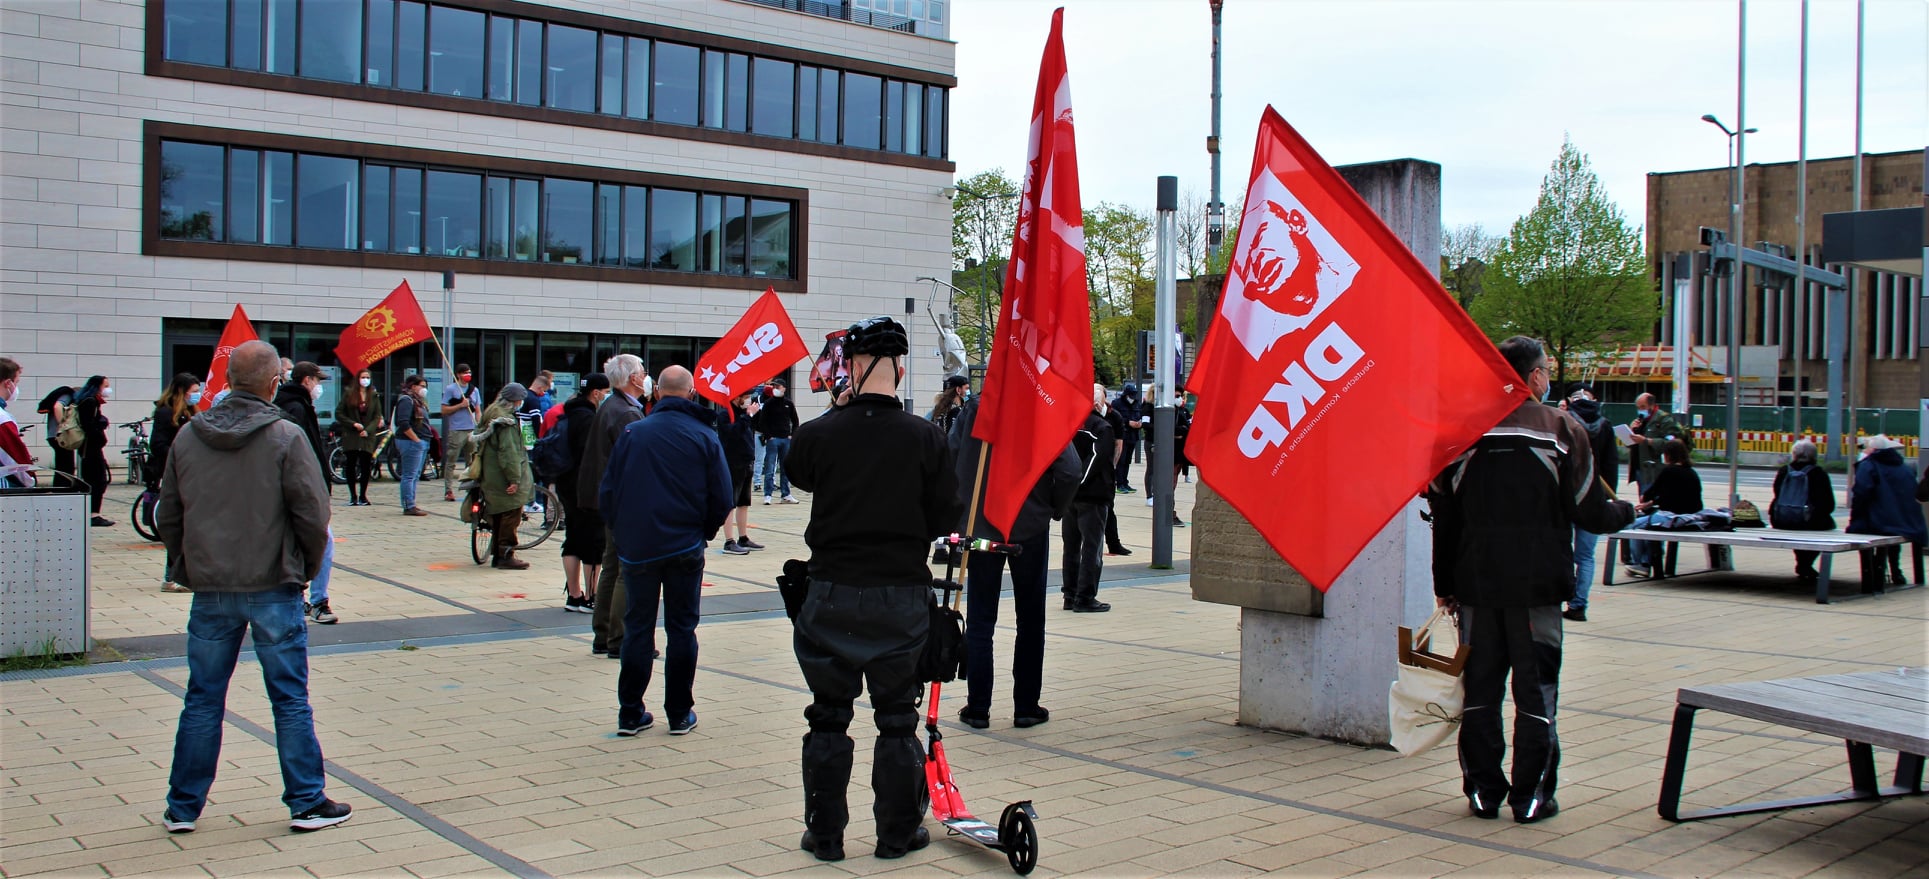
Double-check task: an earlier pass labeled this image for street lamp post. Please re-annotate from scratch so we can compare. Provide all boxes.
[1702,113,1757,507]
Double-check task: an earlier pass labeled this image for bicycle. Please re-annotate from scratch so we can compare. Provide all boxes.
[131,485,161,542]
[329,429,397,485]
[383,430,442,483]
[119,418,152,485]
[467,482,563,564]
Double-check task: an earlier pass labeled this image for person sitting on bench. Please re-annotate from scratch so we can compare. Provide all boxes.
[1847,434,1926,592]
[1626,440,1702,578]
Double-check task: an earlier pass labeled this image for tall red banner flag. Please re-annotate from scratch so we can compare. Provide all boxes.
[970,8,1093,537]
[1187,107,1525,591]
[694,288,810,410]
[336,280,436,374]
[198,305,258,411]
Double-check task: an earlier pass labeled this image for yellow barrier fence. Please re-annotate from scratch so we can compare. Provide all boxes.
[1688,430,1921,459]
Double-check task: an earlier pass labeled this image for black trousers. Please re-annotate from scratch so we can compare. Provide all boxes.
[1457,604,1563,818]
[1060,501,1106,604]
[1104,494,1126,551]
[82,447,108,513]
[964,529,1049,717]
[1859,545,1905,591]
[1114,434,1138,488]
[343,451,373,499]
[793,580,928,849]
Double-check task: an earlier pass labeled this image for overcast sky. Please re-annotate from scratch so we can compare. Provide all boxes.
[947,0,1926,236]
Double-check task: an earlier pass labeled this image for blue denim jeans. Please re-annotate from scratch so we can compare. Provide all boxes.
[307,527,334,604]
[167,587,327,819]
[761,437,791,498]
[751,432,765,484]
[1571,528,1598,609]
[1627,514,1660,567]
[619,549,705,726]
[396,438,428,510]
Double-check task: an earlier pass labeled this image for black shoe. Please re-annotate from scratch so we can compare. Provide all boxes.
[290,799,352,831]
[1890,569,1907,586]
[1562,607,1586,622]
[616,711,654,736]
[1062,597,1075,610]
[1513,798,1558,824]
[738,536,765,551]
[668,711,698,736]
[1072,600,1111,613]
[90,516,114,527]
[161,810,196,833]
[1467,795,1500,820]
[606,649,622,660]
[1106,546,1132,556]
[1013,707,1050,728]
[800,830,845,861]
[875,826,930,859]
[1795,568,1819,582]
[563,590,593,613]
[958,707,990,729]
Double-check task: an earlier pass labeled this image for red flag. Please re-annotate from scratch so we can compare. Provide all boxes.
[1187,107,1525,591]
[694,288,811,410]
[335,281,436,374]
[198,305,258,411]
[970,8,1093,537]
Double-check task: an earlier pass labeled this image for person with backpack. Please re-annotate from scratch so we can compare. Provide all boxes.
[1847,434,1925,592]
[547,373,609,611]
[474,383,537,570]
[37,383,79,491]
[73,375,114,526]
[1561,387,1618,621]
[1769,439,1836,582]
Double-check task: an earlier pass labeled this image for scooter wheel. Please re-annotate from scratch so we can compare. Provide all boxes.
[998,806,1037,875]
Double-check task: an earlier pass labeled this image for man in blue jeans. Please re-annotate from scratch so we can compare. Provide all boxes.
[598,366,732,736]
[393,375,432,516]
[755,377,800,503]
[154,340,351,834]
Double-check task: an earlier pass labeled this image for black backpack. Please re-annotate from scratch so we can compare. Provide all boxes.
[1770,466,1812,528]
[528,416,571,482]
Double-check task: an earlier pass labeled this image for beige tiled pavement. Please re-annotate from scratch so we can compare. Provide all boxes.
[3,472,1925,878]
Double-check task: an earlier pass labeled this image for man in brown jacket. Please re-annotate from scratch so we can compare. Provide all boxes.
[155,340,351,835]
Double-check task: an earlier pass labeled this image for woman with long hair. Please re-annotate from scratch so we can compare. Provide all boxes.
[74,375,113,526]
[334,367,385,506]
[149,372,202,592]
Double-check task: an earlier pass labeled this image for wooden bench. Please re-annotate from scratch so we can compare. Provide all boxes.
[1658,667,1927,821]
[1601,528,1922,604]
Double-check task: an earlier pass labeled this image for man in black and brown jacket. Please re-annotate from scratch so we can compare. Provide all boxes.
[1426,336,1633,825]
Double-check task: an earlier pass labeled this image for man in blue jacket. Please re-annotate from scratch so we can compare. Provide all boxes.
[599,365,732,737]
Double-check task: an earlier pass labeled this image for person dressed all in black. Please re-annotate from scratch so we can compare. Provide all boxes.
[1427,337,1633,825]
[1062,385,1119,612]
[949,394,1079,730]
[1769,439,1835,582]
[73,375,114,525]
[557,373,611,612]
[1110,383,1144,492]
[149,372,203,592]
[1099,391,1132,555]
[1847,434,1926,592]
[785,316,960,862]
[1623,440,1701,577]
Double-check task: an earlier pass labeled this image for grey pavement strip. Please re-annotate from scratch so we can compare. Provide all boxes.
[332,561,519,619]
[1571,629,1911,668]
[132,666,553,879]
[693,662,1669,879]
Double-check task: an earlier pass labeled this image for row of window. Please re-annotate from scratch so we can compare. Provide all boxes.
[158,139,795,277]
[159,0,948,157]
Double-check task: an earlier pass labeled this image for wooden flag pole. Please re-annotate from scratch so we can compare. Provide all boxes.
[952,438,993,613]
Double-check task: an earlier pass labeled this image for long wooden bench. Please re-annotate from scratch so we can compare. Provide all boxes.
[1600,528,1921,604]
[1658,667,1927,821]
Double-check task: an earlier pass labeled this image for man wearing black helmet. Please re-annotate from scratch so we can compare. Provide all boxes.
[785,316,961,862]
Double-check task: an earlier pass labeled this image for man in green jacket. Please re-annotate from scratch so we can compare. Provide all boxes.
[1626,393,1688,497]
[475,383,536,570]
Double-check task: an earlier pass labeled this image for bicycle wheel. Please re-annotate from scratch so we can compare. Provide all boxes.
[328,445,349,485]
[516,485,561,551]
[471,509,489,565]
[130,493,161,542]
[123,451,147,484]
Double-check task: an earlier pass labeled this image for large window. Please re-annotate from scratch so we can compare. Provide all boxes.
[155,136,797,281]
[156,0,950,160]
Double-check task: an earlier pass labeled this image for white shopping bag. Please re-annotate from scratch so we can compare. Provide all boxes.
[1389,607,1467,757]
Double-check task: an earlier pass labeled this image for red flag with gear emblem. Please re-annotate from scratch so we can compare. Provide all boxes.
[1187,107,1525,592]
[970,8,1094,538]
[336,280,435,374]
[695,287,810,413]
[198,305,258,411]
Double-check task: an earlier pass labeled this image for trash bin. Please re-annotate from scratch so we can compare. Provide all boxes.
[0,487,92,657]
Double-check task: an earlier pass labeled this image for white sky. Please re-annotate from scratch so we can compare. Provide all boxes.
[948,0,1927,235]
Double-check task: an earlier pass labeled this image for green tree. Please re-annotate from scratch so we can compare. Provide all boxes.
[948,170,1021,364]
[1440,223,1500,312]
[1471,138,1655,388]
[1083,202,1155,384]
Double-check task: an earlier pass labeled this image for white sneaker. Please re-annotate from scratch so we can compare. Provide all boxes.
[763,496,773,505]
[1147,497,1156,507]
[779,496,800,505]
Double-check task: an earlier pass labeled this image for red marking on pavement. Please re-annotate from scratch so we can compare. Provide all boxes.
[702,582,714,588]
[501,592,528,599]
[426,563,461,571]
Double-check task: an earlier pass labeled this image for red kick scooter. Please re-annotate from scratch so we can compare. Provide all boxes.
[923,534,1040,874]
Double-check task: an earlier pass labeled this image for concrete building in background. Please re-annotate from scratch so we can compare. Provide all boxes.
[1,0,956,467]
[1645,150,1923,412]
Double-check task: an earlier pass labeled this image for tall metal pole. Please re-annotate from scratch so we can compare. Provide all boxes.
[1726,0,1746,506]
[441,270,455,374]
[1792,0,1808,439]
[1846,0,1865,461]
[1206,0,1224,253]
[1151,176,1179,569]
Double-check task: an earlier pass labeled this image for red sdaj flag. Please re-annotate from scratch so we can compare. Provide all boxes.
[335,280,436,374]
[198,305,258,411]
[970,8,1093,537]
[694,288,810,411]
[1187,107,1525,591]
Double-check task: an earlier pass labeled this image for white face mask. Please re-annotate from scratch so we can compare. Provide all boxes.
[101,386,113,400]
[358,377,371,388]
[772,388,784,398]
[309,383,323,401]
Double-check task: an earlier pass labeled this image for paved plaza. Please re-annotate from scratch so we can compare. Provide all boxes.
[3,471,1925,878]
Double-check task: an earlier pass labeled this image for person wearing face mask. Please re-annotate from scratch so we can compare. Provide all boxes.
[1625,392,1686,499]
[927,375,969,435]
[0,357,35,489]
[715,387,763,555]
[1061,384,1120,612]
[148,373,203,589]
[754,377,800,504]
[275,362,338,623]
[556,372,611,611]
[334,369,384,507]
[74,374,115,525]
[579,354,648,658]
[1426,337,1633,825]
[441,364,482,502]
[393,374,433,516]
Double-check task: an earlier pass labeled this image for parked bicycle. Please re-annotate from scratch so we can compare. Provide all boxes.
[326,427,442,484]
[131,484,161,542]
[119,418,152,485]
[465,482,563,564]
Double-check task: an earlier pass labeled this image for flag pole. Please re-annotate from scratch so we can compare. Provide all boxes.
[952,440,993,613]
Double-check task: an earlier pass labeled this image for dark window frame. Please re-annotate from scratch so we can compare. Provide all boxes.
[146,0,955,172]
[143,120,809,291]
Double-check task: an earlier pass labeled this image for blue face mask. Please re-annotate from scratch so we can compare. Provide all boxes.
[188,391,203,406]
